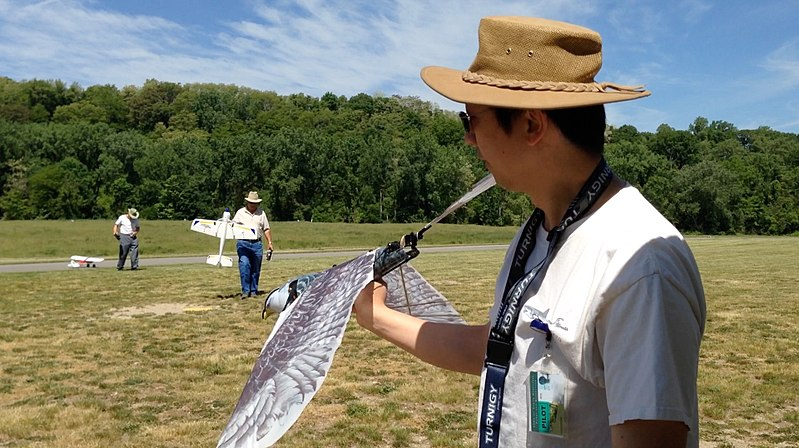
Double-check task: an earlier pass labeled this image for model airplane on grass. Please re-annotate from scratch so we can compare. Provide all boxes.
[68,255,104,268]
[216,174,496,448]
[191,208,258,267]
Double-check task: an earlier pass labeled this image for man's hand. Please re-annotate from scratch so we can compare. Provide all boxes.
[352,281,387,331]
[114,233,120,240]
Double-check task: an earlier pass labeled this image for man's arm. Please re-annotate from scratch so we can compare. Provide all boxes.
[112,222,119,236]
[264,228,273,249]
[354,281,489,375]
[611,420,688,448]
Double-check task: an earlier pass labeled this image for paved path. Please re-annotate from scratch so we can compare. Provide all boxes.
[0,245,508,273]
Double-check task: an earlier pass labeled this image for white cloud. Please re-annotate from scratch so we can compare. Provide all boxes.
[678,0,713,24]
[251,1,283,25]
[207,0,599,101]
[0,0,194,86]
[762,38,799,89]
[0,0,601,99]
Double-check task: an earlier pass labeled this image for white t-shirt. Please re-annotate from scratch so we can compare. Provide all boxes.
[233,207,270,240]
[115,214,139,235]
[479,186,706,447]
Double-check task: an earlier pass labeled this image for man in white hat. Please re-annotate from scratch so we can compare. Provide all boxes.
[354,17,705,447]
[112,207,141,270]
[233,191,273,299]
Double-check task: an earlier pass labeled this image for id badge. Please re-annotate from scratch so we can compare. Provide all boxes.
[529,370,566,437]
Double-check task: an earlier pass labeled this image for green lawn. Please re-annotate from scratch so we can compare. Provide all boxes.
[0,220,518,263]
[0,231,797,447]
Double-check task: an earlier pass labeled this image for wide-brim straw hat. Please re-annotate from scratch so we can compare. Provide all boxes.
[127,208,140,219]
[245,191,262,203]
[421,16,650,109]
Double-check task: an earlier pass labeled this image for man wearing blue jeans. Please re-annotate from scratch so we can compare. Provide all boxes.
[233,191,273,299]
[113,208,141,270]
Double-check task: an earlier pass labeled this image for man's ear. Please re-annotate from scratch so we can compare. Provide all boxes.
[524,109,547,146]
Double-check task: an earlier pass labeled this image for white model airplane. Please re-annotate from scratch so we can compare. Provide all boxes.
[190,208,258,267]
[68,255,104,268]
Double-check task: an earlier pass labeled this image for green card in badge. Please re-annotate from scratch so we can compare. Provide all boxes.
[530,371,565,437]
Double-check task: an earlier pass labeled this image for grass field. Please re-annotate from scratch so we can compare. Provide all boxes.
[0,220,519,264]
[0,226,797,447]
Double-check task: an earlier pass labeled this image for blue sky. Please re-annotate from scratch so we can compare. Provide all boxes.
[1,0,797,133]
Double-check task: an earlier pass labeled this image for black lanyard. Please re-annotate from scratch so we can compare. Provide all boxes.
[478,158,613,448]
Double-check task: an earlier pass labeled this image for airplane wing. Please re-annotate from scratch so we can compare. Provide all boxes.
[191,219,257,240]
[191,219,224,238]
[230,223,258,240]
[217,250,465,448]
[70,256,104,263]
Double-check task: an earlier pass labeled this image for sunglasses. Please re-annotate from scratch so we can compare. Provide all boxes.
[458,110,489,134]
[458,111,472,133]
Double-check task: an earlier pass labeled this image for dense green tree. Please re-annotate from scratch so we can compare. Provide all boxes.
[52,101,108,124]
[174,84,241,133]
[607,124,644,144]
[321,92,345,111]
[84,84,130,127]
[0,77,32,122]
[0,159,33,219]
[27,157,93,219]
[210,132,272,211]
[24,79,82,118]
[651,124,700,168]
[125,79,183,131]
[766,166,799,234]
[667,160,742,233]
[605,140,670,189]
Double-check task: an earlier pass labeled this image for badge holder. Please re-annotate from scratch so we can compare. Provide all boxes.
[528,354,566,438]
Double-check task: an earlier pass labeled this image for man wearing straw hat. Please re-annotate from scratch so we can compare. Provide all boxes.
[112,207,141,271]
[354,17,705,447]
[233,191,273,300]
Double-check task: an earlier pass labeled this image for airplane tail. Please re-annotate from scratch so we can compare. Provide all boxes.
[206,255,233,268]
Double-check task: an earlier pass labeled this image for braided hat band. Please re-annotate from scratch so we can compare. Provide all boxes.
[462,71,646,95]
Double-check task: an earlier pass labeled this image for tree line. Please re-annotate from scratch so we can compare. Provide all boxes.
[0,77,797,234]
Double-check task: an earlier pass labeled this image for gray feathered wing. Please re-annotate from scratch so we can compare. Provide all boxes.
[217,250,464,448]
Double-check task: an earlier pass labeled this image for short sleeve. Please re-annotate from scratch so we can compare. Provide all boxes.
[232,209,244,223]
[596,272,703,427]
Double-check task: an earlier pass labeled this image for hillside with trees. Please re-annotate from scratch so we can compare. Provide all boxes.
[1,77,797,234]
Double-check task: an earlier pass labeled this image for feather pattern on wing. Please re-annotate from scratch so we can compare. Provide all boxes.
[217,251,466,448]
[217,252,375,448]
[383,264,466,324]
